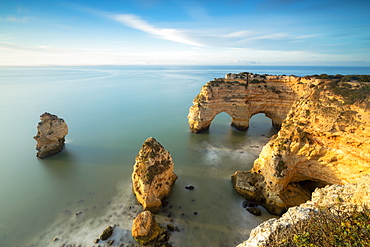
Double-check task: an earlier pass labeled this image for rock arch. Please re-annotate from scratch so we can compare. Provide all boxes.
[188,77,303,133]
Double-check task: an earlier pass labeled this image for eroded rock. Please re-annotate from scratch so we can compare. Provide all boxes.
[132,210,161,245]
[34,112,68,159]
[187,73,309,133]
[237,176,370,247]
[232,78,370,215]
[132,137,178,213]
[100,226,113,241]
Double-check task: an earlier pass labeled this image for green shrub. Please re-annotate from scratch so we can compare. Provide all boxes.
[269,204,370,247]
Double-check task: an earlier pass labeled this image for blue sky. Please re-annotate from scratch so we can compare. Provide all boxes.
[1,0,369,66]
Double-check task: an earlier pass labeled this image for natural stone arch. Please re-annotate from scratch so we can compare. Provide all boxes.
[188,77,303,133]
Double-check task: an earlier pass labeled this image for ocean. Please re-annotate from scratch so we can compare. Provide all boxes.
[1,65,369,247]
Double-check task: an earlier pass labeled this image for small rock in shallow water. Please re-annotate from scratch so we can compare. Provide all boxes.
[246,207,262,216]
[167,224,175,231]
[100,226,114,240]
[94,239,100,243]
[185,185,195,190]
[108,240,114,245]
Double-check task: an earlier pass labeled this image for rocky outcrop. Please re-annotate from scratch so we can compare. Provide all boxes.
[132,210,161,244]
[34,112,68,159]
[236,175,370,247]
[188,73,310,133]
[132,137,178,213]
[232,79,370,215]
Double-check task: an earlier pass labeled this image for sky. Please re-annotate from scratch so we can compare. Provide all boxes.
[0,0,370,66]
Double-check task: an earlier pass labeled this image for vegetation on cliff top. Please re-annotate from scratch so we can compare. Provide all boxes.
[269,204,370,247]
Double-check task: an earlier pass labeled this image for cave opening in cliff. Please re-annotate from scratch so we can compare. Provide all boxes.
[282,179,331,206]
[298,179,330,194]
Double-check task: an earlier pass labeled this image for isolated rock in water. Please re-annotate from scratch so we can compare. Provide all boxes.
[132,137,178,213]
[100,226,114,240]
[34,112,68,159]
[132,210,161,244]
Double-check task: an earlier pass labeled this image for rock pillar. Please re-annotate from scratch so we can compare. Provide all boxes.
[34,112,68,159]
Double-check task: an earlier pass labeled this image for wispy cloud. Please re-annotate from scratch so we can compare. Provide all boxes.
[109,14,205,47]
[0,15,32,23]
[239,32,289,42]
[223,30,252,38]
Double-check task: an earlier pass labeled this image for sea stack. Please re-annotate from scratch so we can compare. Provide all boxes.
[132,137,178,213]
[34,112,68,159]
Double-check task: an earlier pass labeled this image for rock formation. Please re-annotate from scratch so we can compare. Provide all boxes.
[132,137,178,213]
[99,226,114,241]
[187,73,311,133]
[34,112,68,159]
[132,210,161,244]
[236,175,370,247]
[232,79,370,215]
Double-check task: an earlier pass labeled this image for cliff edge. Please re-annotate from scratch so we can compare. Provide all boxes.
[232,78,370,215]
[237,175,370,247]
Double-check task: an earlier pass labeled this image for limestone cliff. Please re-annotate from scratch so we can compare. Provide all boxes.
[232,79,370,215]
[237,175,370,247]
[132,137,178,213]
[34,112,68,159]
[188,73,310,133]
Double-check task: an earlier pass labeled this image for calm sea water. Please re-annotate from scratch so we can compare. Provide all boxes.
[1,65,369,247]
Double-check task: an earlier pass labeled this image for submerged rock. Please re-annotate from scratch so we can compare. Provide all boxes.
[34,112,68,159]
[132,137,178,213]
[132,210,161,245]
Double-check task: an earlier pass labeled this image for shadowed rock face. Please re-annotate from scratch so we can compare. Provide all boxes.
[232,80,370,215]
[187,74,308,133]
[132,137,178,213]
[34,112,68,159]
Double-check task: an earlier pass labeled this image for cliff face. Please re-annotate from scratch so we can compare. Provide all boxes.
[232,81,370,215]
[132,137,178,213]
[237,175,370,247]
[187,74,308,133]
[34,112,68,159]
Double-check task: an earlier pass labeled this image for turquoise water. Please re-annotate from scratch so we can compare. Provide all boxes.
[1,66,369,247]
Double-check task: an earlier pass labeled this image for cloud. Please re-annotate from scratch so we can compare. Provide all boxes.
[223,30,252,38]
[239,32,289,42]
[110,14,205,47]
[0,15,32,23]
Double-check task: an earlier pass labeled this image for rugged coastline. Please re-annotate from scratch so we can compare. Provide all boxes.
[26,70,368,246]
[189,72,370,246]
